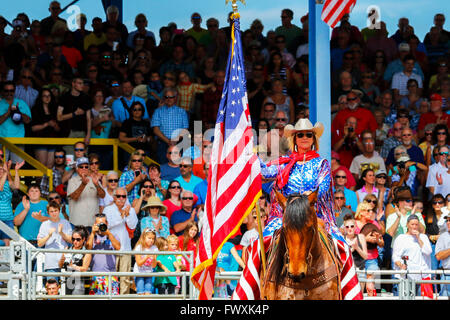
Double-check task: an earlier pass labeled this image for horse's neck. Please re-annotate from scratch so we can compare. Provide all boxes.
[307,226,325,271]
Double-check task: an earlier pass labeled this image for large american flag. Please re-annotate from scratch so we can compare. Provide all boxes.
[191,13,262,300]
[321,0,357,28]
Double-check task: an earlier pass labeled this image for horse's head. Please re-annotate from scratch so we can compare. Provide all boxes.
[283,189,319,281]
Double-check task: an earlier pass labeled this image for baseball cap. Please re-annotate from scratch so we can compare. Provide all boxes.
[376,169,387,177]
[430,93,443,102]
[76,157,89,167]
[398,43,410,52]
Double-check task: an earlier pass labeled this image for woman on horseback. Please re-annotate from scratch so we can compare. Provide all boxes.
[259,118,363,300]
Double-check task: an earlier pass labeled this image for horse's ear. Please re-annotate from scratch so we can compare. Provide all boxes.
[307,188,319,207]
[275,189,287,211]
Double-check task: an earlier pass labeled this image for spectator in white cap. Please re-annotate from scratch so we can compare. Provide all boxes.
[67,157,105,228]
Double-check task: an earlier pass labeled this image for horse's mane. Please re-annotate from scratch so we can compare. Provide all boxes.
[268,194,311,286]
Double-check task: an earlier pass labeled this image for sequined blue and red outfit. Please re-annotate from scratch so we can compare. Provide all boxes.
[260,154,344,242]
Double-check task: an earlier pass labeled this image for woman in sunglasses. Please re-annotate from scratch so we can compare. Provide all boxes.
[258,118,363,297]
[163,180,182,223]
[58,225,92,295]
[131,178,156,247]
[118,150,149,203]
[118,101,152,156]
[343,214,368,289]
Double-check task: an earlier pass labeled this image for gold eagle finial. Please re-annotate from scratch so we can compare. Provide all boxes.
[226,0,246,12]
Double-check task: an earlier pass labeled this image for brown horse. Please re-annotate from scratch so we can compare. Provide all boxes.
[261,190,342,300]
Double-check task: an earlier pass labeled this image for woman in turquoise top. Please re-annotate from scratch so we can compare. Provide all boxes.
[140,197,170,239]
[0,160,23,245]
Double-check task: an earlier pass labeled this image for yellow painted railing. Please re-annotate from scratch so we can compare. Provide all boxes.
[0,137,158,193]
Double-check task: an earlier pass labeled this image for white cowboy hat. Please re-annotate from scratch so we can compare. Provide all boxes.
[284,118,324,139]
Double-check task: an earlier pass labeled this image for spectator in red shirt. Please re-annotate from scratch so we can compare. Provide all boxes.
[332,115,361,168]
[418,93,450,138]
[332,90,378,141]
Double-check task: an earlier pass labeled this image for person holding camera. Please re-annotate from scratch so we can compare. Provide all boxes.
[0,81,32,164]
[119,151,149,203]
[86,213,121,295]
[332,116,362,169]
[388,144,427,197]
[58,225,92,295]
[103,187,138,295]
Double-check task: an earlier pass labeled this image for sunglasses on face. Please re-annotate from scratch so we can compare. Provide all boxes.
[170,185,181,189]
[345,225,355,229]
[182,197,194,200]
[48,196,60,201]
[72,237,82,242]
[54,155,65,159]
[180,164,191,168]
[90,161,99,165]
[433,200,444,205]
[335,175,347,179]
[347,97,357,101]
[78,165,89,169]
[365,199,377,204]
[75,148,84,152]
[377,175,387,179]
[439,152,449,156]
[296,132,314,139]
[133,108,143,112]
[165,95,176,99]
[108,179,119,183]
[437,132,447,136]
[335,196,345,200]
[115,194,127,199]
[131,159,143,163]
[143,185,155,189]
[276,118,287,122]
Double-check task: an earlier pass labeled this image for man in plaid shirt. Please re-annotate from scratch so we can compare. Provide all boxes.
[151,88,189,164]
[40,148,72,197]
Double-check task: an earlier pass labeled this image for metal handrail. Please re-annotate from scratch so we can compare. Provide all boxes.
[0,137,159,183]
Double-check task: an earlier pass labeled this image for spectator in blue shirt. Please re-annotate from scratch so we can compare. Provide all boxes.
[151,88,189,164]
[0,159,23,246]
[170,190,199,236]
[159,45,195,80]
[194,162,209,208]
[13,184,49,245]
[0,81,32,163]
[175,157,203,193]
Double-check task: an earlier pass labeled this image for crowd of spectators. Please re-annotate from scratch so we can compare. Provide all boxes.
[0,1,449,298]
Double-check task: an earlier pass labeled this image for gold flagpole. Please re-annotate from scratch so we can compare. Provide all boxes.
[255,202,267,279]
[226,0,267,278]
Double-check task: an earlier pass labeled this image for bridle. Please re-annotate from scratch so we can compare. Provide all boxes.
[282,224,316,282]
